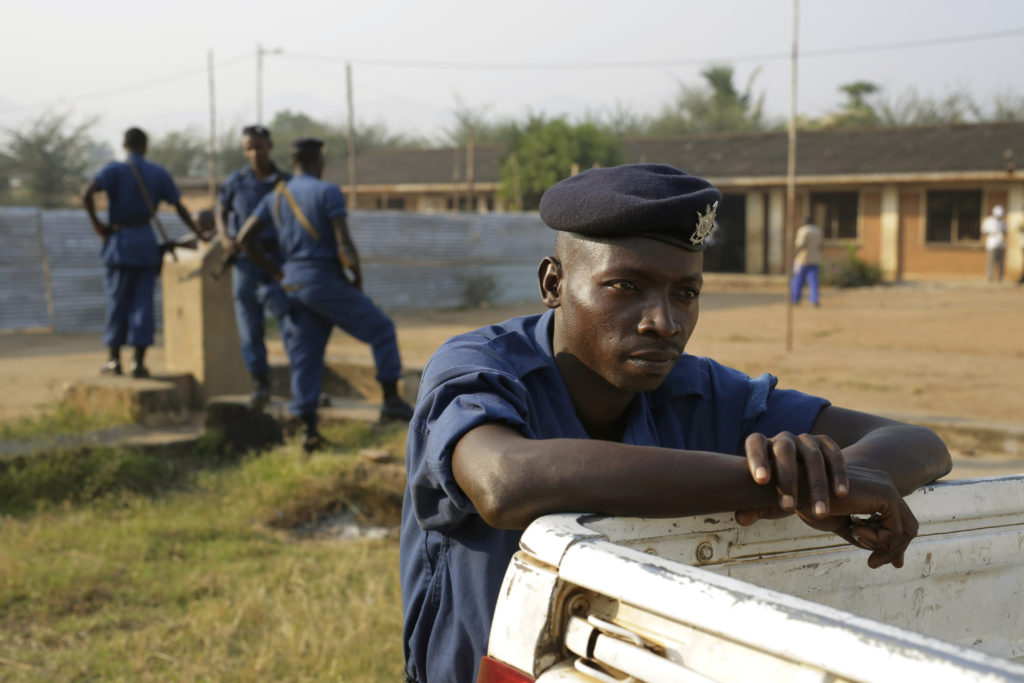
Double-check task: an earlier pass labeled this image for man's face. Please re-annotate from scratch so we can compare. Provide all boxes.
[242,134,271,170]
[546,235,702,394]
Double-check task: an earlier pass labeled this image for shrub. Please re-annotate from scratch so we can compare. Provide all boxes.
[823,244,884,288]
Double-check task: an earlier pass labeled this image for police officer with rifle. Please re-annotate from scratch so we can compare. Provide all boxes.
[83,127,211,377]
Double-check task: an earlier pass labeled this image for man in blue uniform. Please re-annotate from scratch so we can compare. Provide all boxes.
[216,125,290,408]
[399,164,953,683]
[235,138,414,452]
[83,127,207,377]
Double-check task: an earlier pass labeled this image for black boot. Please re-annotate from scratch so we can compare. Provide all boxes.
[249,373,271,411]
[130,346,149,378]
[100,346,122,375]
[379,379,414,423]
[300,413,322,454]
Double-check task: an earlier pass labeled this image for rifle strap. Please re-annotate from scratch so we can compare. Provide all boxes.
[273,180,352,268]
[125,159,169,242]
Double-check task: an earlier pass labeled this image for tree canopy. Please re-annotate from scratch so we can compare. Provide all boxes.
[498,115,622,211]
[1,112,109,208]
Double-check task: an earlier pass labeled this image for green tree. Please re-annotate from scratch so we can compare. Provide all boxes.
[649,65,772,135]
[2,112,100,208]
[874,88,977,126]
[148,127,207,178]
[498,115,622,211]
[824,81,882,128]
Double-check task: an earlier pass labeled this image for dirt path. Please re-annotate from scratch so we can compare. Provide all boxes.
[2,277,1022,428]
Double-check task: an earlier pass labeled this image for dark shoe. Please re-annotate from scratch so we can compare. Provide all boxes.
[130,362,150,378]
[302,427,323,454]
[100,360,122,376]
[380,395,414,423]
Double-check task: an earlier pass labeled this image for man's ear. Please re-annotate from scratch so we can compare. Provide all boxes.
[538,256,562,309]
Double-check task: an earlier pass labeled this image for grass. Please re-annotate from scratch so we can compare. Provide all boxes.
[0,418,409,682]
[0,403,133,442]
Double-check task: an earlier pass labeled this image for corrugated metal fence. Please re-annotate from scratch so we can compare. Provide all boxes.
[0,208,552,333]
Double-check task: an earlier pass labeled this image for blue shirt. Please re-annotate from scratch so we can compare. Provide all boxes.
[251,173,348,283]
[94,153,180,268]
[399,310,829,683]
[219,164,289,242]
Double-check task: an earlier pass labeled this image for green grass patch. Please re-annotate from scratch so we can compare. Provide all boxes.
[0,403,132,442]
[0,421,409,681]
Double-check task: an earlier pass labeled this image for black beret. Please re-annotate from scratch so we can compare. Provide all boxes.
[291,137,325,152]
[242,124,271,140]
[538,163,723,251]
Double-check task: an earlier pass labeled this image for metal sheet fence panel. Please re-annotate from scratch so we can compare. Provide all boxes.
[1,207,549,331]
[0,208,51,330]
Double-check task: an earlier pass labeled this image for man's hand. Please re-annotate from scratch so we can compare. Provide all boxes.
[743,431,848,518]
[737,465,918,569]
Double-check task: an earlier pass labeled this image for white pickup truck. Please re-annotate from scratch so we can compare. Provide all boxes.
[480,474,1024,683]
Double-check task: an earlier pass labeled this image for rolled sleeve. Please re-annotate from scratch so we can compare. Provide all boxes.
[324,185,348,219]
[408,356,531,532]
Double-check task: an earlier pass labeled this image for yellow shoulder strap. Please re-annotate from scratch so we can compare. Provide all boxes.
[274,180,320,243]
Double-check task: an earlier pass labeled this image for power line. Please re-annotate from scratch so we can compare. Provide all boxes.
[0,53,252,114]
[283,26,1024,70]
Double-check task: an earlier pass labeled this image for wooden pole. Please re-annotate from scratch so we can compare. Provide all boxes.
[785,0,799,352]
[466,125,475,212]
[511,153,523,212]
[207,50,217,204]
[256,43,266,124]
[346,62,358,208]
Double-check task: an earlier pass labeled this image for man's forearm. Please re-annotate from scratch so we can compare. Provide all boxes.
[841,425,951,495]
[811,407,951,495]
[454,426,783,530]
[175,203,200,235]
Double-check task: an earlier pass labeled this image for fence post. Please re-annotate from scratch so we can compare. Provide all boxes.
[33,208,56,330]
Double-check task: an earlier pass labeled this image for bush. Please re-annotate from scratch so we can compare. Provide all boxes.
[823,244,884,288]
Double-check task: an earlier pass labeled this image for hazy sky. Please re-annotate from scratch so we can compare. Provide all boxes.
[2,0,1023,156]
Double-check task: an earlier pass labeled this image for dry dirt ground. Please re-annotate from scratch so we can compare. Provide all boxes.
[2,276,1022,476]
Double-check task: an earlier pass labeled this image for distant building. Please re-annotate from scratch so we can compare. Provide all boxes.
[180,121,1024,280]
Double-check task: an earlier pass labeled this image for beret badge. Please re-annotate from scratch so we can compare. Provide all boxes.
[690,201,720,247]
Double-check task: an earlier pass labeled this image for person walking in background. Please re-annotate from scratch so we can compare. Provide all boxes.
[791,216,824,306]
[982,205,1007,282]
[217,125,291,409]
[234,138,414,453]
[83,127,207,377]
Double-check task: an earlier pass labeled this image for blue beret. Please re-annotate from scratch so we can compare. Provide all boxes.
[291,137,325,152]
[538,163,723,251]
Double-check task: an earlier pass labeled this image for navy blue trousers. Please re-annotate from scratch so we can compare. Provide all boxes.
[231,259,280,378]
[102,266,157,348]
[282,277,402,418]
[790,264,820,305]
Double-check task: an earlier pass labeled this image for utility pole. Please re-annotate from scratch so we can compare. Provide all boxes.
[785,0,800,352]
[465,125,475,212]
[346,62,358,208]
[256,43,282,124]
[207,50,217,203]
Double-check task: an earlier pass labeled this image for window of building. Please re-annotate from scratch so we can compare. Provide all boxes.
[925,190,982,243]
[809,192,858,240]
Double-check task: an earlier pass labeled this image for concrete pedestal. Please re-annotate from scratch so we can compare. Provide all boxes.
[161,242,249,401]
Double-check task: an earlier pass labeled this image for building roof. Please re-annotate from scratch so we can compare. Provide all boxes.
[321,121,1024,188]
[325,145,504,187]
[625,122,1023,179]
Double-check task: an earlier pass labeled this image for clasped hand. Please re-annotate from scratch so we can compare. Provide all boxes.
[736,431,918,569]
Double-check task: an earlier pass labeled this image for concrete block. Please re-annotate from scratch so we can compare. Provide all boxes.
[62,376,190,427]
[161,242,249,401]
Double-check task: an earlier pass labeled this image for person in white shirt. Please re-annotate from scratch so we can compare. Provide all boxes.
[981,205,1007,282]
